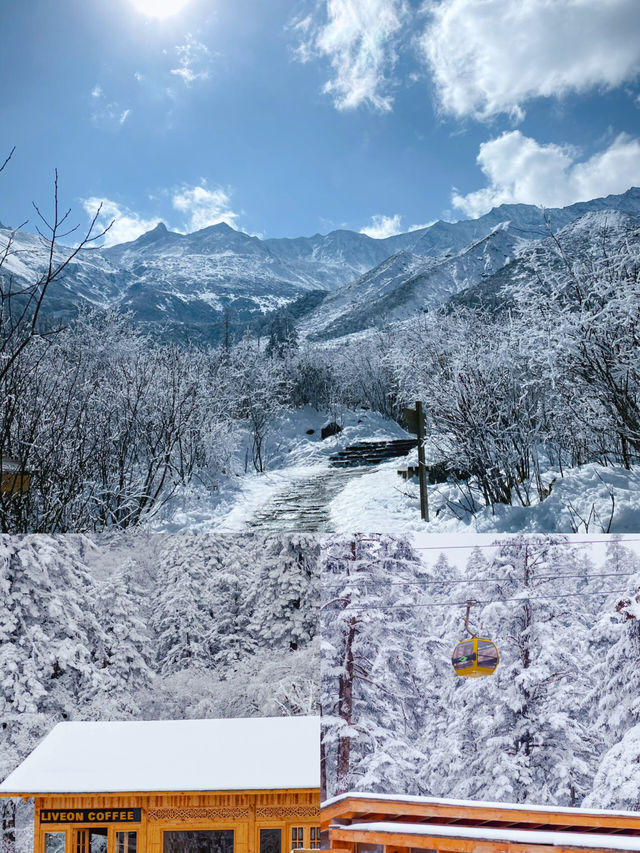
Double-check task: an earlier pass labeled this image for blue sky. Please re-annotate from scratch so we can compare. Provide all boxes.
[1,0,640,244]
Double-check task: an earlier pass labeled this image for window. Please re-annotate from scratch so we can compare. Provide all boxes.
[163,831,234,853]
[309,828,321,850]
[452,641,475,669]
[44,833,65,853]
[116,832,137,853]
[291,828,304,850]
[259,829,281,853]
[477,640,497,667]
[75,830,108,853]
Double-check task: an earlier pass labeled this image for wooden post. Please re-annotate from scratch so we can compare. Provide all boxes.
[415,401,429,522]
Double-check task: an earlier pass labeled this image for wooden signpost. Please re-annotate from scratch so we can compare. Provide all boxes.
[402,402,429,522]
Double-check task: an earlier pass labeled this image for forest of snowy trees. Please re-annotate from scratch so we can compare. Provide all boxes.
[0,533,319,853]
[321,533,640,810]
[1,218,638,532]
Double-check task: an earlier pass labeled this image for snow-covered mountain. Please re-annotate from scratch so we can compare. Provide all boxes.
[1,187,639,342]
[301,192,640,340]
[300,224,520,340]
[447,207,640,315]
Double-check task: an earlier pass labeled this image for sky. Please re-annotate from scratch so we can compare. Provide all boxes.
[1,0,640,245]
[411,532,640,572]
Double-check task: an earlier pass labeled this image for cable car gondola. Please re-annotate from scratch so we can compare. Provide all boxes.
[451,600,499,677]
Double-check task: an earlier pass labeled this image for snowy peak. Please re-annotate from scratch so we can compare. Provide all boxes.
[301,225,521,340]
[103,221,184,261]
[2,187,639,343]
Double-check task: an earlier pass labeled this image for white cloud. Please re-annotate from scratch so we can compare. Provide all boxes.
[170,35,213,84]
[421,0,640,120]
[172,184,240,231]
[81,183,242,247]
[453,130,640,217]
[360,213,435,237]
[81,198,162,247]
[293,0,408,112]
[360,213,404,238]
[90,86,132,129]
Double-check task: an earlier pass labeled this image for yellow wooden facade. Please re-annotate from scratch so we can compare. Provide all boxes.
[33,788,320,853]
[0,470,30,496]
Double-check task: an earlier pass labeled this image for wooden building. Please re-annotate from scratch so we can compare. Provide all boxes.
[0,717,320,853]
[1,456,30,496]
[322,792,640,853]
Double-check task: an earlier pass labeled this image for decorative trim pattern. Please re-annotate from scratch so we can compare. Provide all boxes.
[148,808,250,822]
[255,807,320,819]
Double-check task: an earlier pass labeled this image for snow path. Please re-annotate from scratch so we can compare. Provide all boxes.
[161,463,376,533]
[244,465,373,532]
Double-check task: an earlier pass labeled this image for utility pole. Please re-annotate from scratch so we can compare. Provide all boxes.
[403,402,429,522]
[415,400,429,522]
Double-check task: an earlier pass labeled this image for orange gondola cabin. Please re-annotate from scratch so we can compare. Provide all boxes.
[0,717,320,853]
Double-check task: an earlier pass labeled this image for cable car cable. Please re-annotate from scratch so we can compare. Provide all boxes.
[323,537,640,553]
[411,538,640,550]
[322,570,636,586]
[321,588,629,611]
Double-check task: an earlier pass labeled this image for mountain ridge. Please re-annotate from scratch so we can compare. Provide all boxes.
[1,187,638,343]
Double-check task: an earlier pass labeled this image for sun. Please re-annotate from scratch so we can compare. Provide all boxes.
[130,0,191,19]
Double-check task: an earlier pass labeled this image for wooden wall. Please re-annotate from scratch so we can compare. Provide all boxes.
[322,794,640,853]
[34,788,320,853]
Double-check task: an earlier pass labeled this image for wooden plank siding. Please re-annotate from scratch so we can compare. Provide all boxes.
[322,794,640,853]
[32,788,320,853]
[321,795,640,834]
[330,825,640,853]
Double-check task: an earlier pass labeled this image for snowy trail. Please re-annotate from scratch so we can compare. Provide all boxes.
[245,465,373,533]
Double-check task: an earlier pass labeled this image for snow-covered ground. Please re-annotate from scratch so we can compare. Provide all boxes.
[155,407,409,532]
[328,456,640,534]
[155,406,640,534]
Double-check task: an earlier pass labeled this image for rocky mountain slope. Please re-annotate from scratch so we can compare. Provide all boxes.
[1,187,638,342]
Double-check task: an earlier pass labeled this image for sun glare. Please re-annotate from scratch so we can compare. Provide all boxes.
[130,0,191,19]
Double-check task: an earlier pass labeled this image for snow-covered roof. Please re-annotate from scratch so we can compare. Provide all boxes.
[1,457,21,473]
[341,821,640,852]
[322,791,640,820]
[0,717,320,794]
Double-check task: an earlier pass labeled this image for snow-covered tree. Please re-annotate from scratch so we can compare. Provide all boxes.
[0,536,106,853]
[442,536,598,805]
[85,566,153,718]
[246,537,319,652]
[321,534,427,798]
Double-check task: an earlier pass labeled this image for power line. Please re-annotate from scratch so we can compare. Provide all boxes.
[322,571,636,587]
[322,588,630,611]
[410,538,640,551]
[323,537,640,553]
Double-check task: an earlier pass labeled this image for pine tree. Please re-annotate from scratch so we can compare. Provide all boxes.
[246,537,319,652]
[0,535,107,853]
[321,534,426,798]
[85,565,154,718]
[585,539,640,808]
[443,536,597,805]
